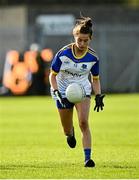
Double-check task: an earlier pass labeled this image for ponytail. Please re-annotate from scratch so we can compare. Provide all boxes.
[73,16,93,39]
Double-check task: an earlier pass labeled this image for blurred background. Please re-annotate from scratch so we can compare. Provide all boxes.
[0,0,139,96]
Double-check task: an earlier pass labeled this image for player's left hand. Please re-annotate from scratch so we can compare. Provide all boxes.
[94,94,105,112]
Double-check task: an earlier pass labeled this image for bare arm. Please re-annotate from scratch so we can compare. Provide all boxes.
[49,71,58,90]
[91,76,101,95]
[49,71,67,107]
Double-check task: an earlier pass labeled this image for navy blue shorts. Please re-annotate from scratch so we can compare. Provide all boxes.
[56,95,91,109]
[56,98,74,109]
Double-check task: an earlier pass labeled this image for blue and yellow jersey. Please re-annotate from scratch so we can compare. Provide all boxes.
[50,43,99,97]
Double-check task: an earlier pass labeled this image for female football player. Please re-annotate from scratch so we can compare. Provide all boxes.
[49,16,105,167]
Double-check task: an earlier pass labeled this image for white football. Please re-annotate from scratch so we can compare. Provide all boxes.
[66,83,86,103]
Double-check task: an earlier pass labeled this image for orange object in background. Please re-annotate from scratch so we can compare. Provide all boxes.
[6,50,19,65]
[12,62,29,79]
[3,71,14,89]
[6,62,31,95]
[3,48,53,95]
[41,48,53,62]
[24,51,39,73]
[3,50,20,90]
[10,78,30,95]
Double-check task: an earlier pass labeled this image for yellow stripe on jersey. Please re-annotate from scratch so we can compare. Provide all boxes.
[72,44,88,59]
[88,48,99,59]
[50,69,58,75]
[93,75,99,80]
[58,43,73,54]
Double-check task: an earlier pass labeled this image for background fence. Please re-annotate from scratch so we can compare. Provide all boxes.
[0,5,139,94]
[95,25,139,93]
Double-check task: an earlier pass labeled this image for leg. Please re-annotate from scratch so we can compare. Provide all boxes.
[58,108,73,136]
[75,98,95,167]
[58,108,76,148]
[75,97,91,149]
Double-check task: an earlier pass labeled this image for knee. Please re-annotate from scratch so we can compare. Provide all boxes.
[79,120,88,131]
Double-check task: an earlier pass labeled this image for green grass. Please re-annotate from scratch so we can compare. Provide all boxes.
[0,94,139,178]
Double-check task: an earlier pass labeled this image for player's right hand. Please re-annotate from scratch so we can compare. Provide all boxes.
[53,89,67,108]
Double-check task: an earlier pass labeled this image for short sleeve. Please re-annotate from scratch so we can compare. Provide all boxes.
[50,53,62,73]
[90,59,99,76]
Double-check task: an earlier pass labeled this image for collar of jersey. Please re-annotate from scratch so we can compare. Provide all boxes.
[71,43,88,60]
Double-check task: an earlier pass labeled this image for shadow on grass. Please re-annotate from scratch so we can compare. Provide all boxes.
[102,164,136,169]
[0,161,78,170]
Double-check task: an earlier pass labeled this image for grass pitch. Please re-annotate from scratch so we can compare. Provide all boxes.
[0,94,139,179]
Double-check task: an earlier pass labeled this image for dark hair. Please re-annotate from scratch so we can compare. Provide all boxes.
[73,16,93,39]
